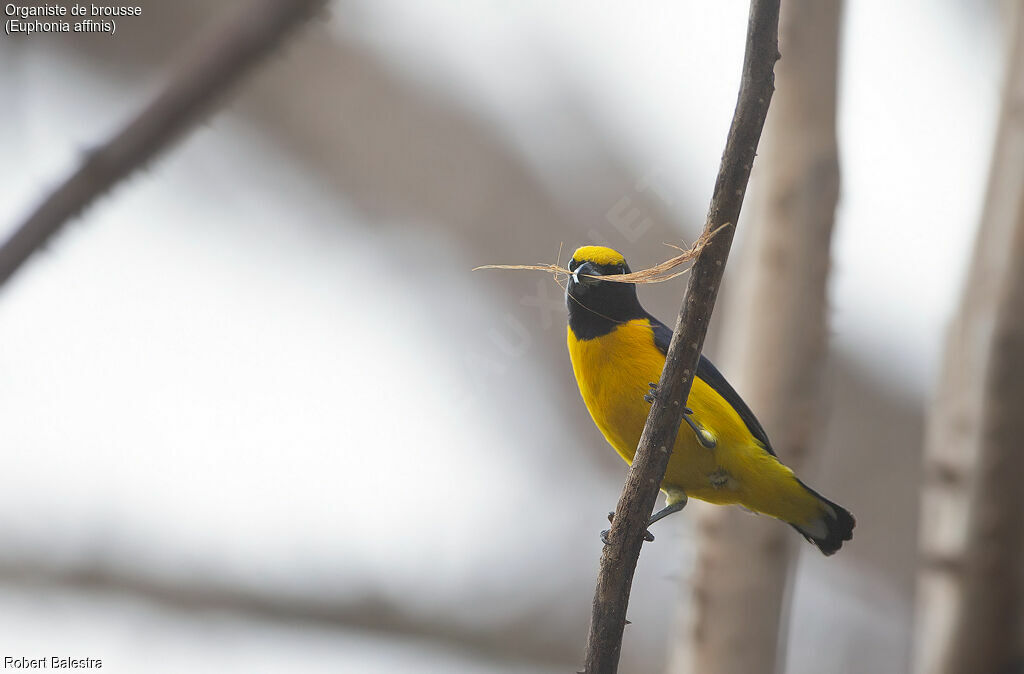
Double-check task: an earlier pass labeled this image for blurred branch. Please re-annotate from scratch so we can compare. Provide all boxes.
[581,1,780,672]
[0,560,576,669]
[944,188,1024,674]
[675,2,842,673]
[915,4,1024,673]
[0,0,327,288]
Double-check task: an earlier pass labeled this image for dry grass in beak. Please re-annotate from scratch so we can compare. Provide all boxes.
[473,223,730,284]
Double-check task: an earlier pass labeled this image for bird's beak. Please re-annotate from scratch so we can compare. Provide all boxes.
[572,261,601,287]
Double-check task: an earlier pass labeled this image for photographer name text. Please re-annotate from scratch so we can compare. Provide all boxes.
[3,657,102,670]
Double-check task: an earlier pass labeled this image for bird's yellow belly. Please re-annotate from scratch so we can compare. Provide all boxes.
[567,321,780,506]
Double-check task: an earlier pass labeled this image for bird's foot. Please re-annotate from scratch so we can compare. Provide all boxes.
[683,408,716,449]
[644,382,658,404]
[602,511,655,544]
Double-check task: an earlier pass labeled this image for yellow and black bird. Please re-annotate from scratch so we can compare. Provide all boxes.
[566,245,854,555]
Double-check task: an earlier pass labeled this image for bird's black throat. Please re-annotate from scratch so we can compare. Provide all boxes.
[566,265,648,340]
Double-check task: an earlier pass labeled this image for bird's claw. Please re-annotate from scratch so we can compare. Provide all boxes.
[682,408,716,449]
[645,382,658,404]
[602,511,656,544]
[600,529,655,544]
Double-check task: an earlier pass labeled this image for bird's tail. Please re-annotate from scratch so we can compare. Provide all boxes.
[789,480,855,556]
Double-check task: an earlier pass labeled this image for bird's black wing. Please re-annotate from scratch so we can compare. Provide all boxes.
[647,314,776,456]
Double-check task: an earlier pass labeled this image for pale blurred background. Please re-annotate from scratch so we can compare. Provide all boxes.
[0,1,1007,672]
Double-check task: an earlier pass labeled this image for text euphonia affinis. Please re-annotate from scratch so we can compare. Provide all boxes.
[566,245,854,555]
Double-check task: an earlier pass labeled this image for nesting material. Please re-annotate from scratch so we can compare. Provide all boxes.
[474,224,729,285]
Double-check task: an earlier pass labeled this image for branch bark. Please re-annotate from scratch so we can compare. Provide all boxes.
[915,4,1024,672]
[581,2,780,672]
[674,2,842,673]
[0,0,327,289]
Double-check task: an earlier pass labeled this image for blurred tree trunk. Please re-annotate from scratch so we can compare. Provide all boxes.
[914,5,1024,673]
[669,1,842,673]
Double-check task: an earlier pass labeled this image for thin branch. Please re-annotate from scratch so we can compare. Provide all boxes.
[0,0,327,288]
[581,2,781,672]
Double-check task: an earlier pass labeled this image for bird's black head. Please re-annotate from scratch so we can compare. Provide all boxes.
[567,246,647,339]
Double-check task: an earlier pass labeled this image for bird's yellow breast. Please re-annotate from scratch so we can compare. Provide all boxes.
[567,319,792,506]
[567,319,666,459]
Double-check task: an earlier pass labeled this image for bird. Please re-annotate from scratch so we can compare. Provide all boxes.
[565,245,854,555]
